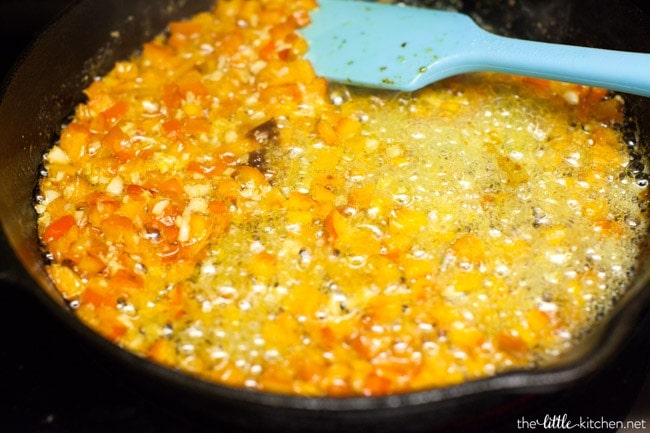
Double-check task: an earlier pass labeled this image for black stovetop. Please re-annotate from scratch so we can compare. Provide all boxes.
[1,1,649,432]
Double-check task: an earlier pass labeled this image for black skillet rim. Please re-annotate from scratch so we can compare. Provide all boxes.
[0,0,649,419]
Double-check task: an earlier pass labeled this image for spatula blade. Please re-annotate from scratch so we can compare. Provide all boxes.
[300,0,650,96]
[300,0,479,91]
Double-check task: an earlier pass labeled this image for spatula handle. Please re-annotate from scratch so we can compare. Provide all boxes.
[478,31,650,97]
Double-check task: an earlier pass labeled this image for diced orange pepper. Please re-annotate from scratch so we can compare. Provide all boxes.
[157,177,185,197]
[111,269,144,291]
[260,83,303,106]
[269,21,295,41]
[119,199,149,224]
[319,326,337,351]
[169,20,203,39]
[259,40,278,61]
[590,126,624,167]
[47,264,84,299]
[543,225,567,246]
[125,185,148,200]
[43,215,77,243]
[59,123,91,163]
[335,117,361,141]
[235,165,268,188]
[362,372,392,396]
[581,199,608,220]
[162,84,183,110]
[450,233,487,264]
[217,30,245,56]
[213,0,241,19]
[187,213,211,243]
[400,256,435,281]
[593,219,623,237]
[288,59,316,82]
[184,117,211,136]
[247,252,277,281]
[147,338,177,366]
[390,208,428,237]
[142,42,174,68]
[527,309,552,334]
[76,254,106,277]
[258,7,285,26]
[216,177,241,201]
[449,327,485,354]
[176,70,208,97]
[162,119,183,136]
[496,332,528,358]
[100,100,129,126]
[324,209,346,242]
[80,277,113,307]
[365,294,405,324]
[286,191,316,211]
[85,91,115,116]
[84,303,128,341]
[316,119,339,146]
[238,0,261,23]
[208,200,229,215]
[101,214,136,243]
[101,125,130,154]
[157,243,181,262]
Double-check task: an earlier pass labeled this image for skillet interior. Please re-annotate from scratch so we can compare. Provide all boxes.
[0,0,648,431]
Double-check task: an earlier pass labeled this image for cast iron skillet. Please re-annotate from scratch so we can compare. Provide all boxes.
[0,0,649,432]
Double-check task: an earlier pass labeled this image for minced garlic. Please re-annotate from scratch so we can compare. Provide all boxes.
[36,0,647,397]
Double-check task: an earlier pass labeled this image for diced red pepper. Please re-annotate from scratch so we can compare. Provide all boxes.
[43,215,76,243]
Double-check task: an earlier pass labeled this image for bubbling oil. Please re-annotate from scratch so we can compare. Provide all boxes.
[158,74,647,394]
[35,0,647,397]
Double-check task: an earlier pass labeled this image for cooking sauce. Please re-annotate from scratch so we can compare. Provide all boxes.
[35,0,648,396]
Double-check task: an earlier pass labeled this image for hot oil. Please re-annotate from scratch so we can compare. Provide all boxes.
[35,0,648,397]
[168,73,648,393]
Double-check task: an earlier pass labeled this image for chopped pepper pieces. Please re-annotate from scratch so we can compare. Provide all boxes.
[35,0,647,397]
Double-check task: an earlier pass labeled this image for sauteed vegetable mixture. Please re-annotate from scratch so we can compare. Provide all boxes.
[36,0,648,396]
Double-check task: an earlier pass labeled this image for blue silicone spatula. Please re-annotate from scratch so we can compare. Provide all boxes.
[299,0,650,96]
